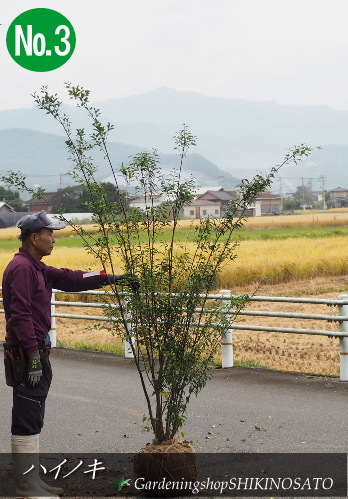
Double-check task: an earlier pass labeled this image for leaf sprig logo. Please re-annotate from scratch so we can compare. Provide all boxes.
[117,476,132,491]
[6,8,76,72]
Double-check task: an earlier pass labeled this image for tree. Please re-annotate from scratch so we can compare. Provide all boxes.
[282,198,300,211]
[1,83,315,444]
[49,185,85,212]
[325,190,334,209]
[293,184,313,209]
[0,185,24,211]
[49,182,128,213]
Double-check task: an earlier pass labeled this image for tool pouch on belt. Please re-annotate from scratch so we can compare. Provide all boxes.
[3,343,25,387]
[38,341,53,383]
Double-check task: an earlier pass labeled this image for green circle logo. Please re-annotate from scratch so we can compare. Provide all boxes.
[6,8,76,72]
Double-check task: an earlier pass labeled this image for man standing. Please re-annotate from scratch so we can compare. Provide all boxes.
[2,211,132,498]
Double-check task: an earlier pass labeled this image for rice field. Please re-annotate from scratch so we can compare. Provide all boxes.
[2,236,347,288]
[241,210,348,230]
[1,210,348,376]
[1,209,348,243]
[219,237,348,287]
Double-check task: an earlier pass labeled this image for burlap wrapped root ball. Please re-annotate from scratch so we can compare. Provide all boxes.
[133,439,197,496]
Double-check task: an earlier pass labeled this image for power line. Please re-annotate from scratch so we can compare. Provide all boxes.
[275,176,321,182]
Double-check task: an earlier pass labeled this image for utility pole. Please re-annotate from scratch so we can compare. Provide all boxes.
[277,177,283,213]
[59,173,70,190]
[319,175,327,210]
[301,177,305,210]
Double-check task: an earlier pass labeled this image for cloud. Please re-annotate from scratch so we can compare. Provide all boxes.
[2,0,348,110]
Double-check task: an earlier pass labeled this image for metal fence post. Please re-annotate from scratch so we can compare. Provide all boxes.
[220,289,233,368]
[50,291,57,347]
[338,294,348,381]
[123,296,135,358]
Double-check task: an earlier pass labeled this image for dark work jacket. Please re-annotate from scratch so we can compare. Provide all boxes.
[2,248,108,354]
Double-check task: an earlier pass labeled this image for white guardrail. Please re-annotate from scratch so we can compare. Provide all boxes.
[1,288,348,381]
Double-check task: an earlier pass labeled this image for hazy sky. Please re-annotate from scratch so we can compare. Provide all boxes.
[2,0,348,111]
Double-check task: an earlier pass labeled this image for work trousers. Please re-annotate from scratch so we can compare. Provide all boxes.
[11,364,51,436]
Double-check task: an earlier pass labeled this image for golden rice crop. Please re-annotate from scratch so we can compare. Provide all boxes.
[1,236,348,288]
[0,238,345,376]
[219,237,348,287]
[160,211,348,231]
[241,211,348,230]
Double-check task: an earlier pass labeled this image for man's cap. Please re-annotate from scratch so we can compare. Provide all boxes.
[17,211,67,233]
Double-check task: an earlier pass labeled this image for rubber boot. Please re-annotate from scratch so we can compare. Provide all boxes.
[11,435,60,499]
[34,435,64,496]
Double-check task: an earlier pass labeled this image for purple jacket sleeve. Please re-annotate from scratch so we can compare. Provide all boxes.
[6,264,38,353]
[45,266,109,291]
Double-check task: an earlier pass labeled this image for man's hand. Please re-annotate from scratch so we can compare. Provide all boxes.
[107,274,140,293]
[27,351,42,386]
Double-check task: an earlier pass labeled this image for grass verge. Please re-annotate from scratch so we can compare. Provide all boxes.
[56,338,124,355]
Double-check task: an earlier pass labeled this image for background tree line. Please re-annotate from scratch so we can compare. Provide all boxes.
[0,182,126,213]
[47,182,126,213]
[0,186,22,210]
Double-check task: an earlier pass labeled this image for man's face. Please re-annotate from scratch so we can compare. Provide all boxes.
[31,228,55,258]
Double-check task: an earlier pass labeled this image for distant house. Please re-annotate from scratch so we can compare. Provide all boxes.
[129,193,175,211]
[183,189,233,219]
[194,186,224,196]
[311,191,324,204]
[0,201,14,213]
[183,199,221,219]
[224,189,261,217]
[255,192,282,215]
[330,187,348,208]
[184,188,261,218]
[0,201,30,228]
[331,187,348,198]
[197,190,234,213]
[25,193,55,212]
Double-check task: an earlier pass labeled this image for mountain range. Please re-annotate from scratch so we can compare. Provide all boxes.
[0,128,240,192]
[1,87,348,191]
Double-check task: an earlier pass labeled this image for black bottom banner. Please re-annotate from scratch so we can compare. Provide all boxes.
[0,452,346,497]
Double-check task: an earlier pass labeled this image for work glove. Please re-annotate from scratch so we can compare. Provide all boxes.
[27,350,42,387]
[107,274,140,293]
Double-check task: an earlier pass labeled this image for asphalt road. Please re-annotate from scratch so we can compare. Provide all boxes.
[0,347,347,454]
